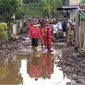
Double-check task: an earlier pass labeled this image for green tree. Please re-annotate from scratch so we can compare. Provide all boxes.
[82,0,85,4]
[40,0,62,18]
[15,0,24,19]
[79,0,85,20]
[0,0,24,39]
[0,0,17,39]
[0,0,17,22]
[22,0,40,4]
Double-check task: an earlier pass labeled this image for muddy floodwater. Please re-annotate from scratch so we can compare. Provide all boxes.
[0,51,71,85]
[1,37,85,85]
[1,37,82,85]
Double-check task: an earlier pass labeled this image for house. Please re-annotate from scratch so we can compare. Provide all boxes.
[63,0,82,5]
[57,0,82,20]
[57,0,82,46]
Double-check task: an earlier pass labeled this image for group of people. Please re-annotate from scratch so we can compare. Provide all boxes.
[51,18,75,46]
[28,21,53,52]
[26,17,75,52]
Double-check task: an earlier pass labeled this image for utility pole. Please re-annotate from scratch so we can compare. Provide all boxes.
[75,9,79,46]
[48,0,51,21]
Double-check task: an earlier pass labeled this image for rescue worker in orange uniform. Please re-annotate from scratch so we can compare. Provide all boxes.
[29,22,41,51]
[45,23,53,52]
[40,25,46,49]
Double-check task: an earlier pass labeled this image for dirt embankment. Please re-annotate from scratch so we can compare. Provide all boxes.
[57,47,85,85]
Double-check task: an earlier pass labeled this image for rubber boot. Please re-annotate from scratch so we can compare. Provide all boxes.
[35,46,38,51]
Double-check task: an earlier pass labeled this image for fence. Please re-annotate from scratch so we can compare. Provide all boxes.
[79,21,85,48]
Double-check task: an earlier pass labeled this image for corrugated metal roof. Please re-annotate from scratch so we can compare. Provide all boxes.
[57,5,78,10]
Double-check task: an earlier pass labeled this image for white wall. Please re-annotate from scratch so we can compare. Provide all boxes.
[69,0,82,5]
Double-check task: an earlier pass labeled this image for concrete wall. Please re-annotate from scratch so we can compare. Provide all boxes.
[69,0,82,5]
[12,20,22,35]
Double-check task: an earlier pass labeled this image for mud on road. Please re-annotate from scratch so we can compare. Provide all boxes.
[57,50,85,85]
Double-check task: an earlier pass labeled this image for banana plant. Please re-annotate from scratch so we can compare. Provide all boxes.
[79,0,85,20]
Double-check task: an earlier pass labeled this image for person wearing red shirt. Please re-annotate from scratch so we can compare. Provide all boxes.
[29,22,41,51]
[40,25,47,49]
[45,23,53,52]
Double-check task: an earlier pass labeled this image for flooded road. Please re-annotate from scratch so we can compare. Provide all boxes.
[0,50,71,85]
[0,33,85,85]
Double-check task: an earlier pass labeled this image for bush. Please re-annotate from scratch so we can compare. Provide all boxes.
[0,23,8,41]
[23,4,42,17]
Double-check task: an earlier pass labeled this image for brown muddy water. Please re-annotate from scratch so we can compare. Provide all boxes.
[0,51,71,85]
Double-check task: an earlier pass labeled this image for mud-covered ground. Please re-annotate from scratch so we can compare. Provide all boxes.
[57,49,85,85]
[0,34,30,59]
[0,34,85,85]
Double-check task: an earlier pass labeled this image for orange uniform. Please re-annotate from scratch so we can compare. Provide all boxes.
[40,27,47,49]
[29,26,40,39]
[45,24,53,52]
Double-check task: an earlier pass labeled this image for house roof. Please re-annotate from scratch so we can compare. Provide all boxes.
[57,5,78,10]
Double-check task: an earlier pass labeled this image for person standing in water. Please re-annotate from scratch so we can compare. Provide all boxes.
[29,22,41,51]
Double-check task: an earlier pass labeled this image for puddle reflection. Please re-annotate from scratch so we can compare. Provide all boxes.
[20,51,71,85]
[0,51,71,85]
[27,52,54,80]
[0,55,22,84]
